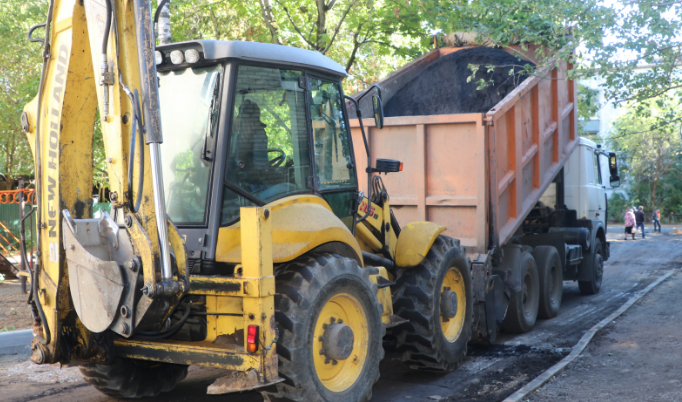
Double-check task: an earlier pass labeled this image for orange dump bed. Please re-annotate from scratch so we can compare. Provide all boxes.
[349,46,579,253]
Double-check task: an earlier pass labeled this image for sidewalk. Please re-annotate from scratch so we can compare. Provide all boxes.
[528,271,682,402]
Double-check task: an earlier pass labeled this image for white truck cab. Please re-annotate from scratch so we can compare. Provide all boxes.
[541,137,620,230]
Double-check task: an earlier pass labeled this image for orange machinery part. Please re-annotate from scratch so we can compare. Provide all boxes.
[349,46,578,254]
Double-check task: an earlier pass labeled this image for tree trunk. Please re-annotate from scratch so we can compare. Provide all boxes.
[258,0,281,45]
[315,0,327,51]
[158,0,172,45]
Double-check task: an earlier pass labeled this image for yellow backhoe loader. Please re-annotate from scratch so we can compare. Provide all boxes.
[20,0,473,399]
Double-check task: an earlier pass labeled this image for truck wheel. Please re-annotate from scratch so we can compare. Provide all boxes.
[79,358,188,398]
[579,238,603,295]
[502,252,539,333]
[391,235,472,371]
[533,246,563,319]
[262,254,384,402]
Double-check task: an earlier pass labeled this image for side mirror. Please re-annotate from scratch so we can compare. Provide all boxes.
[609,176,620,188]
[372,95,384,129]
[608,152,620,187]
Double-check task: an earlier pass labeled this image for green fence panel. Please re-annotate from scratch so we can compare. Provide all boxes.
[0,203,36,251]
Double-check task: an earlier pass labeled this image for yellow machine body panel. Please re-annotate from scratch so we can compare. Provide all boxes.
[216,195,363,265]
[395,221,446,267]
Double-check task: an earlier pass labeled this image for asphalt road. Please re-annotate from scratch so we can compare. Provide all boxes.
[1,225,680,402]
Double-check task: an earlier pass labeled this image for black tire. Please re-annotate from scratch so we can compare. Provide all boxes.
[391,235,473,371]
[79,358,188,398]
[262,254,384,402]
[579,238,603,295]
[502,252,539,333]
[533,246,563,319]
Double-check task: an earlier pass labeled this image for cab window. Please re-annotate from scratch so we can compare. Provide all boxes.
[593,152,602,185]
[159,65,221,225]
[221,65,311,225]
[309,77,356,190]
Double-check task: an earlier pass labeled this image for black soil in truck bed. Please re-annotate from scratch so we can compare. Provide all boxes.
[384,47,534,117]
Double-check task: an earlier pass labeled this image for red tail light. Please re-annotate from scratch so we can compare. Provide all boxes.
[247,325,259,353]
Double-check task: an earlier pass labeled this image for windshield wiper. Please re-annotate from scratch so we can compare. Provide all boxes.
[202,75,221,163]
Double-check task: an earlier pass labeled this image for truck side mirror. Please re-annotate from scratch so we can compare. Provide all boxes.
[608,152,620,187]
[372,95,384,129]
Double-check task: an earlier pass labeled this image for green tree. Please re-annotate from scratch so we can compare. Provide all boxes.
[449,0,682,104]
[0,0,46,184]
[608,95,682,210]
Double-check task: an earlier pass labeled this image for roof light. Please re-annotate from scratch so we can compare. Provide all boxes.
[170,50,184,65]
[154,50,163,65]
[247,325,259,353]
[185,49,200,64]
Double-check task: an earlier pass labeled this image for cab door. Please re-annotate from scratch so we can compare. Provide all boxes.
[587,149,606,226]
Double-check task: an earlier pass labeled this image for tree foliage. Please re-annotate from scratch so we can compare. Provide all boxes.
[449,0,682,104]
[608,95,682,214]
[0,0,46,184]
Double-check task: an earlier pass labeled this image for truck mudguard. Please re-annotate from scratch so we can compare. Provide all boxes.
[395,221,446,267]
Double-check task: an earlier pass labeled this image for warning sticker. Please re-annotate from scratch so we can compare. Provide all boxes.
[49,242,59,262]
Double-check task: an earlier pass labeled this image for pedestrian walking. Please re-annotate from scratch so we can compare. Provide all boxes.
[635,206,646,239]
[624,208,636,240]
[652,209,661,233]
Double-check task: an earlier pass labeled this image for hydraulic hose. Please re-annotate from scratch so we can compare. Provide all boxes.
[102,0,112,56]
[135,303,191,340]
[126,89,145,213]
[153,0,170,26]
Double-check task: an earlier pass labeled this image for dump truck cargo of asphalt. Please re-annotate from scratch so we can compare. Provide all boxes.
[349,42,622,347]
[384,47,535,116]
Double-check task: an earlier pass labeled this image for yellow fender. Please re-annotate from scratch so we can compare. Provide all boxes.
[216,195,363,265]
[395,222,446,267]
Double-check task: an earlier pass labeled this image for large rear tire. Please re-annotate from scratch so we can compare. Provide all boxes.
[79,358,188,398]
[262,254,384,402]
[533,246,563,319]
[502,252,539,333]
[579,239,603,295]
[391,235,472,371]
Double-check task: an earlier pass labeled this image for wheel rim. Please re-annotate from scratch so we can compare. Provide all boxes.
[595,254,603,284]
[313,293,369,392]
[440,267,467,343]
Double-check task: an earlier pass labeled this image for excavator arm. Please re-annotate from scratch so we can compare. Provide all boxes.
[22,0,187,365]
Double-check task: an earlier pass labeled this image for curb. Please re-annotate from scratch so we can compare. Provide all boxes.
[0,329,33,356]
[502,270,675,402]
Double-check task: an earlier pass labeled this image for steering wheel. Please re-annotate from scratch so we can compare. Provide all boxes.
[267,148,286,168]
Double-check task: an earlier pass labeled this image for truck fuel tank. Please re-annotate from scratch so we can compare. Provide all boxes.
[548,227,590,250]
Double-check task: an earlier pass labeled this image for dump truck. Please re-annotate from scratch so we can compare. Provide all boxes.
[20,0,479,400]
[348,43,620,342]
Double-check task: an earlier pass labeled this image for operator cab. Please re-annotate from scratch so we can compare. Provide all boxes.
[155,40,358,269]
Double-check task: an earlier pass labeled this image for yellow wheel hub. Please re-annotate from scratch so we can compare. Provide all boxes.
[440,267,466,342]
[313,293,369,392]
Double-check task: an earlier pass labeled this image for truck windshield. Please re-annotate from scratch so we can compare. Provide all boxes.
[158,65,222,225]
[221,65,311,225]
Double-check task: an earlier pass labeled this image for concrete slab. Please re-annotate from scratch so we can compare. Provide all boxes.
[0,329,33,356]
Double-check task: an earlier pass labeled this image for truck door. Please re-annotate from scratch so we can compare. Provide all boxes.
[587,149,606,226]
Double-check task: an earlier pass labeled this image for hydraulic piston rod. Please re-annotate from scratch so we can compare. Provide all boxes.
[132,0,172,281]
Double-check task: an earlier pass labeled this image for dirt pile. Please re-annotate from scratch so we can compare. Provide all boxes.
[384,47,534,117]
[670,228,682,234]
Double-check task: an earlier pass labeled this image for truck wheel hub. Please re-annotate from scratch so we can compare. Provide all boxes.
[322,323,354,360]
[441,290,458,319]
